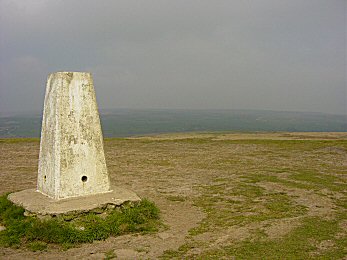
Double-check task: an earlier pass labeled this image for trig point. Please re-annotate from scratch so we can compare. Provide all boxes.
[8,72,140,216]
[38,72,110,199]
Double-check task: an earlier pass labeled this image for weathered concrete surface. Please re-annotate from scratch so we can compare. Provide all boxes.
[37,72,110,199]
[8,187,140,216]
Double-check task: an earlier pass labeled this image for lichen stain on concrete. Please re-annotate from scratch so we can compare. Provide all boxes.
[37,72,111,199]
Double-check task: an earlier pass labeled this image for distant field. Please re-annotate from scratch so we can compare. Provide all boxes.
[0,132,346,259]
[0,109,346,138]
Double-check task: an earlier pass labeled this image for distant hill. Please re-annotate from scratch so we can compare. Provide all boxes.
[0,109,346,138]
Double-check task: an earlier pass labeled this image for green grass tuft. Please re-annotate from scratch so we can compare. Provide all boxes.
[27,241,47,252]
[0,195,161,250]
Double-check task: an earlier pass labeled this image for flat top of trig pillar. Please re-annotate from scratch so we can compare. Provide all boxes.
[51,71,92,76]
[48,72,93,82]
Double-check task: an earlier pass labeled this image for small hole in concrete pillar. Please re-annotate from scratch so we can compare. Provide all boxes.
[44,175,47,182]
[81,176,88,182]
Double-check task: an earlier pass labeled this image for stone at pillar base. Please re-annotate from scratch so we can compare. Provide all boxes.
[8,186,141,217]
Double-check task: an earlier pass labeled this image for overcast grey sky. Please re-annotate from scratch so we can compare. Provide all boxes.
[0,0,346,115]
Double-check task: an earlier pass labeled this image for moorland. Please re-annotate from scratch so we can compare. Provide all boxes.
[0,132,346,259]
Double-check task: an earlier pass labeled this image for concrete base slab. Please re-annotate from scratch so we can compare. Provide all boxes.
[8,187,141,216]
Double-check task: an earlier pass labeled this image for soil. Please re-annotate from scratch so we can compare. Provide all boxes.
[0,132,346,259]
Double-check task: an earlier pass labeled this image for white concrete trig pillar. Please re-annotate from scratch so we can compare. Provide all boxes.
[37,72,111,199]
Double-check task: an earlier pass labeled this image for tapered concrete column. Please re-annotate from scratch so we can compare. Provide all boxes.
[37,72,110,199]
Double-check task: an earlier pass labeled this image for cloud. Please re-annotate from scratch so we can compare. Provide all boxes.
[0,0,345,114]
[0,55,48,112]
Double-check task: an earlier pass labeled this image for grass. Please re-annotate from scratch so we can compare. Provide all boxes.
[159,136,347,259]
[199,217,347,259]
[189,182,308,236]
[104,249,116,259]
[0,138,39,143]
[1,133,346,258]
[27,241,48,252]
[0,194,161,251]
[290,170,347,192]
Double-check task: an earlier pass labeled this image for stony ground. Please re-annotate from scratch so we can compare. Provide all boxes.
[0,132,346,259]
